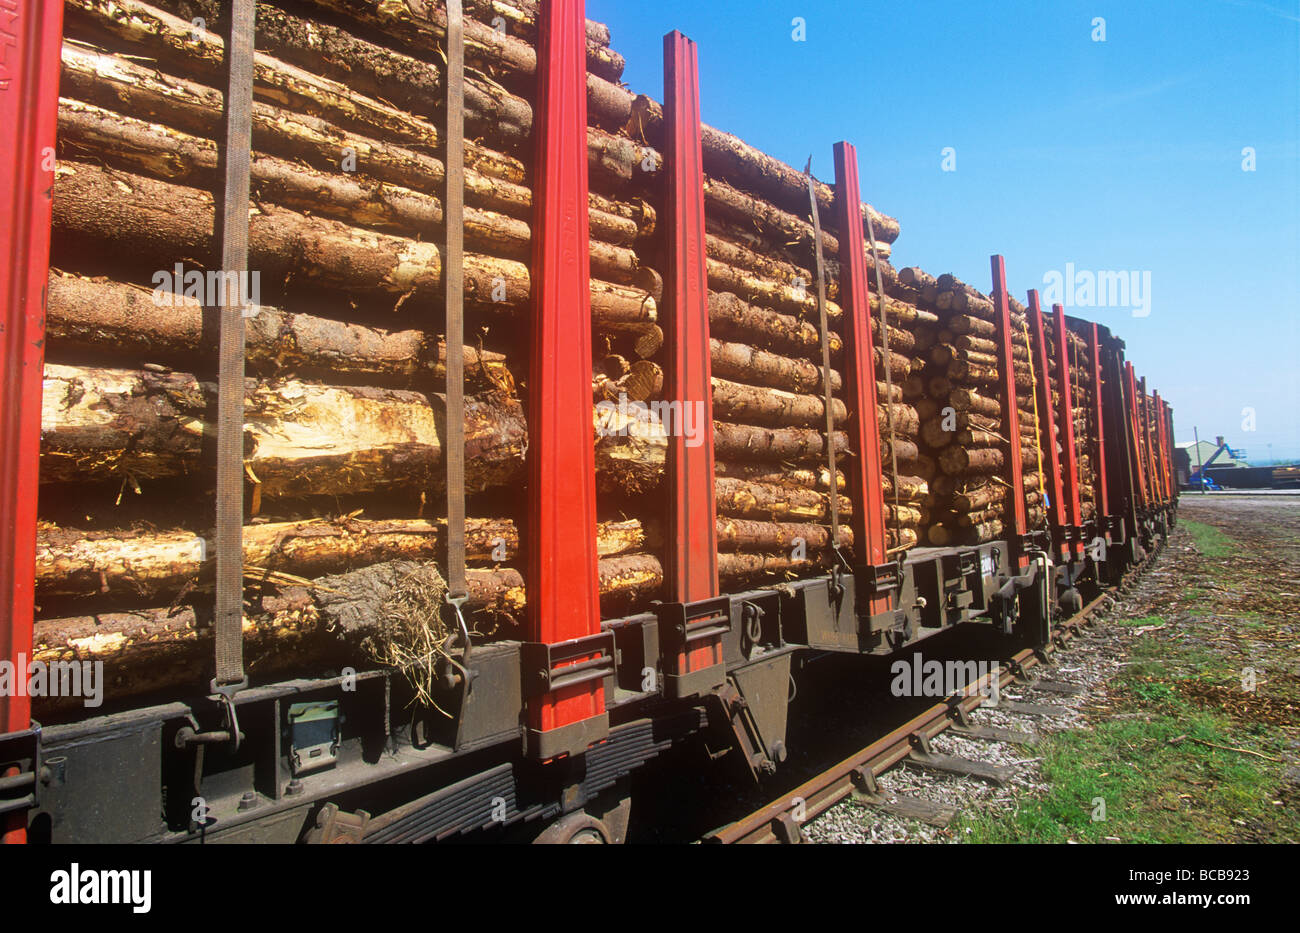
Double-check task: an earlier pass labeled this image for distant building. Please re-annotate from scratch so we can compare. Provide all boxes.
[1177,437,1249,472]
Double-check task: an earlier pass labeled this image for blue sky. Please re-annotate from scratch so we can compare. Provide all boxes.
[589,0,1300,461]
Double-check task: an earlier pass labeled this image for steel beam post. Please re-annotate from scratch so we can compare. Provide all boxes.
[1052,304,1083,558]
[1027,292,1066,561]
[990,256,1028,568]
[1,0,64,845]
[834,142,891,617]
[661,30,724,690]
[1128,363,1149,511]
[1139,376,1158,506]
[525,0,606,758]
[1086,324,1109,530]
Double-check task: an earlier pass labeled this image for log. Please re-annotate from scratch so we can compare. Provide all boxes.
[40,364,530,497]
[292,0,625,84]
[708,291,840,361]
[713,421,851,462]
[710,338,841,394]
[715,518,851,553]
[65,0,524,157]
[35,516,542,598]
[596,322,664,360]
[56,98,645,287]
[880,474,929,501]
[58,44,642,244]
[898,454,936,482]
[67,0,629,160]
[626,95,899,242]
[710,377,847,428]
[881,438,920,463]
[930,344,997,368]
[53,162,656,323]
[886,528,920,551]
[46,273,516,392]
[714,477,851,523]
[154,0,634,138]
[704,177,838,264]
[946,314,997,338]
[947,388,1004,418]
[462,0,615,50]
[706,234,819,302]
[714,461,845,492]
[950,485,1007,513]
[938,446,1005,476]
[594,361,663,403]
[877,403,921,437]
[707,257,842,323]
[29,546,667,711]
[716,552,825,582]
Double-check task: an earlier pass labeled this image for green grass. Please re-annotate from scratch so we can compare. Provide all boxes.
[957,582,1300,843]
[958,697,1294,843]
[1112,614,1164,627]
[1180,519,1235,558]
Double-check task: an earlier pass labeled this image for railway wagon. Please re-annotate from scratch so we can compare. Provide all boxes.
[0,0,1178,843]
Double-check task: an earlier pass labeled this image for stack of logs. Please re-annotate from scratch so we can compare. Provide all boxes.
[34,0,905,709]
[1063,324,1098,521]
[891,269,1048,545]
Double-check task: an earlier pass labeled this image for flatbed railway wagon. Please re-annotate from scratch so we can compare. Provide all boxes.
[0,0,1178,844]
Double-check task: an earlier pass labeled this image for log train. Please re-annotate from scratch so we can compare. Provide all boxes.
[0,0,1178,843]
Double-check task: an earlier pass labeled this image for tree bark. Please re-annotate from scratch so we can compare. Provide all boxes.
[706,256,843,323]
[41,364,529,496]
[714,477,851,523]
[53,162,656,323]
[715,518,851,552]
[947,388,1003,417]
[713,421,851,462]
[714,461,845,492]
[710,377,847,428]
[881,473,929,501]
[627,95,899,243]
[290,0,625,84]
[46,272,516,392]
[56,98,646,287]
[156,0,634,138]
[38,516,649,600]
[59,41,653,213]
[710,338,841,394]
[937,446,1005,476]
[708,291,841,362]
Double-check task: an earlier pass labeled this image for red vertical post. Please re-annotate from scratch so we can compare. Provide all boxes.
[1139,377,1158,505]
[1169,404,1178,496]
[833,142,889,617]
[1027,292,1066,561]
[525,0,606,758]
[990,256,1028,569]
[1153,391,1169,504]
[1,0,64,845]
[1052,305,1083,558]
[662,30,723,684]
[1086,324,1109,530]
[1159,399,1169,501]
[1124,362,1148,509]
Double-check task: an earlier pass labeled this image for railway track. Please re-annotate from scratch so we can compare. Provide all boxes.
[703,542,1165,844]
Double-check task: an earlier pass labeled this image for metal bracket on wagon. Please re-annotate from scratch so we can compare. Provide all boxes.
[0,725,40,820]
[857,560,901,597]
[520,632,617,699]
[656,596,732,699]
